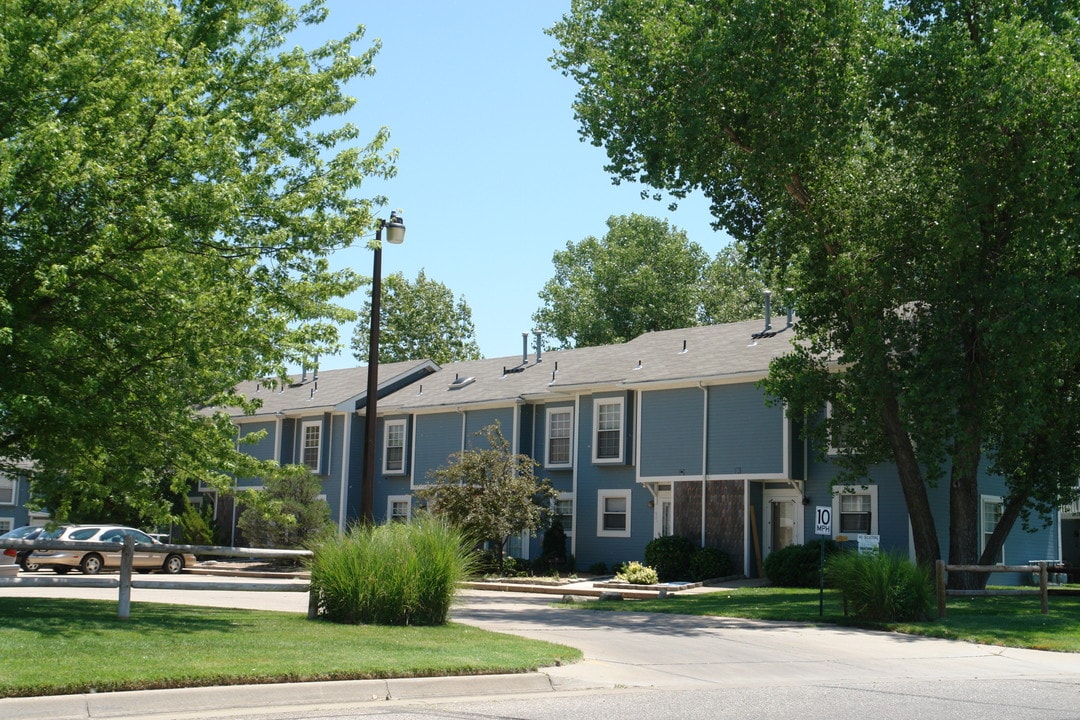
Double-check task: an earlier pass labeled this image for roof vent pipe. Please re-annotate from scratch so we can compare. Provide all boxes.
[534,330,543,363]
[786,305,794,328]
[763,289,773,331]
[313,355,318,382]
[522,332,529,365]
[301,365,307,382]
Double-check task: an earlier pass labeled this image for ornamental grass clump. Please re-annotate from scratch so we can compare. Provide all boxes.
[308,516,475,626]
[826,550,933,622]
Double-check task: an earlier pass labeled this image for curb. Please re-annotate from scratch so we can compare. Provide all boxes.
[0,673,561,720]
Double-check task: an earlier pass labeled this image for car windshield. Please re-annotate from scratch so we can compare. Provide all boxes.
[0,526,39,540]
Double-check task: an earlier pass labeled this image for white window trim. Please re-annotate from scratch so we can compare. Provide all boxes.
[825,401,846,456]
[554,492,575,538]
[301,420,322,472]
[0,517,13,534]
[545,407,574,468]
[597,489,631,538]
[0,475,15,506]
[383,419,407,475]
[831,484,879,538]
[981,494,1005,565]
[387,495,411,523]
[592,397,625,464]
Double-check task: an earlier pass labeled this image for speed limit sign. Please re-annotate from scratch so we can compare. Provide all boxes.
[815,506,833,536]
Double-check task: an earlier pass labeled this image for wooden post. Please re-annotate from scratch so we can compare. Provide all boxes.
[1039,562,1049,615]
[935,559,947,619]
[118,534,134,620]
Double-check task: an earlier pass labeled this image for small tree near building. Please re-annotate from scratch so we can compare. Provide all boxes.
[236,465,333,550]
[417,422,558,572]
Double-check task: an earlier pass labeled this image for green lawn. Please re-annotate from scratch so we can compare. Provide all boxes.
[585,586,1080,653]
[0,597,581,699]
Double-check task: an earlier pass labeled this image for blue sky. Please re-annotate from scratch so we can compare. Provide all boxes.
[300,2,733,369]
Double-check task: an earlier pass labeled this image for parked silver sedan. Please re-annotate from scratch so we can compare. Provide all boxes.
[28,525,196,575]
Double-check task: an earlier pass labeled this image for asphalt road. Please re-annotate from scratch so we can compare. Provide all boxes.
[2,572,1078,719]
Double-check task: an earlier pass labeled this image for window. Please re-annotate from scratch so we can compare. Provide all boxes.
[825,401,851,455]
[981,495,1004,564]
[554,494,574,536]
[546,408,573,467]
[831,485,878,537]
[387,495,411,523]
[301,422,322,471]
[597,490,631,538]
[0,518,12,534]
[0,475,14,505]
[384,420,407,474]
[840,494,872,534]
[593,398,624,462]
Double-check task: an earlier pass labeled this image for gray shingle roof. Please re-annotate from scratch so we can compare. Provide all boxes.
[379,319,797,412]
[215,359,437,418]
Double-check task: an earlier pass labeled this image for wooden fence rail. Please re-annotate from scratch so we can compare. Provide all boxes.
[0,535,313,619]
[934,560,1049,618]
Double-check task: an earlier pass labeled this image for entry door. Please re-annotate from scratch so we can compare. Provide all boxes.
[763,491,802,556]
[653,488,673,539]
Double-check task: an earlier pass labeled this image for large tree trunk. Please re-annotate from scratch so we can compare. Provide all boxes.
[948,321,986,590]
[881,394,941,568]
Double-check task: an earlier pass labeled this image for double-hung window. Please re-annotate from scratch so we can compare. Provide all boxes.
[593,398,624,463]
[554,494,574,536]
[547,408,573,467]
[597,489,631,537]
[831,485,878,537]
[387,495,411,523]
[301,422,322,472]
[384,419,407,474]
[981,495,1004,564]
[0,475,14,505]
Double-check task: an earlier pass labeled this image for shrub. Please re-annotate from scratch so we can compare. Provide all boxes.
[689,546,733,581]
[616,561,659,585]
[763,539,838,587]
[826,550,933,622]
[587,561,608,576]
[308,516,475,626]
[535,520,569,574]
[644,535,696,581]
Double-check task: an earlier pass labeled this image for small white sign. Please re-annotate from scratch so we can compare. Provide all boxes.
[815,506,832,535]
[857,534,881,554]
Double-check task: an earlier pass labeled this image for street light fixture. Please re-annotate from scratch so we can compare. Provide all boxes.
[361,211,405,523]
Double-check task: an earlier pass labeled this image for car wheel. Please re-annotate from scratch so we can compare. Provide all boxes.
[19,556,39,572]
[54,567,70,574]
[162,554,184,574]
[80,554,103,575]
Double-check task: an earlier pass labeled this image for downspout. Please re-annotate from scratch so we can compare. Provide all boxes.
[571,394,580,560]
[699,382,708,547]
[339,413,351,530]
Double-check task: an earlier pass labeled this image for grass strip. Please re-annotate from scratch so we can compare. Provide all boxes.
[584,586,1080,653]
[0,597,580,698]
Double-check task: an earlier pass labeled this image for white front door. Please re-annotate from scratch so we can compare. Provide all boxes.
[763,490,802,556]
[653,487,672,538]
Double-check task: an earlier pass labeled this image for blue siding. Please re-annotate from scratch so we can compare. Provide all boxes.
[573,480,652,571]
[413,413,464,483]
[535,403,575,493]
[640,387,704,478]
[237,421,277,462]
[464,408,514,448]
[707,384,784,475]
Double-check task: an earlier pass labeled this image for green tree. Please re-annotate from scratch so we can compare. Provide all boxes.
[236,465,333,550]
[1,0,396,524]
[416,422,557,571]
[701,241,777,325]
[550,0,1080,586]
[351,269,482,364]
[533,213,711,348]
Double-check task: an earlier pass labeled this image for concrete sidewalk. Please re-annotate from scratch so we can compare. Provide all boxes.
[2,577,1078,719]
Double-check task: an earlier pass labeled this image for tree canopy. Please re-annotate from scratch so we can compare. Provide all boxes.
[351,269,482,365]
[550,0,1079,584]
[533,213,767,348]
[416,423,557,569]
[1,0,396,524]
